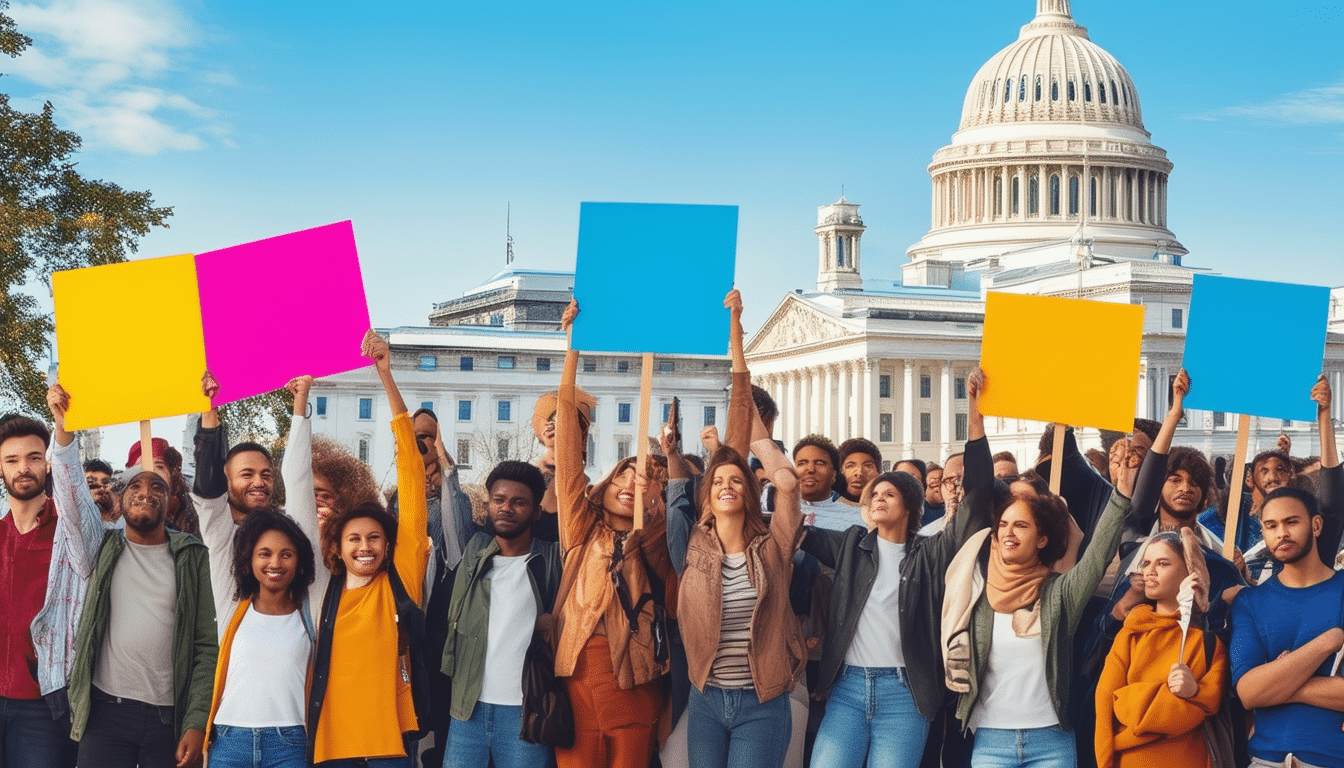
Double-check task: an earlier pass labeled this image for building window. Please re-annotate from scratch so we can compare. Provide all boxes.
[1067,79,1076,101]
[1172,308,1184,329]
[920,413,932,442]
[536,357,551,371]
[1049,174,1060,215]
[879,413,893,442]
[879,375,891,398]
[1083,76,1092,101]
[1089,177,1098,216]
[495,355,514,370]
[1004,77,1012,103]
[1029,175,1040,215]
[459,356,473,371]
[994,177,1003,216]
[920,375,932,399]
[662,403,672,423]
[497,400,512,422]
[617,360,629,373]
[1012,177,1020,214]
[315,396,327,417]
[1098,81,1107,104]
[458,400,472,421]
[1213,411,1226,427]
[1034,75,1042,101]
[837,236,846,266]
[582,358,597,373]
[954,377,967,399]
[498,437,510,458]
[704,406,717,426]
[420,401,434,412]
[1283,418,1293,428]
[618,402,632,423]
[358,398,372,420]
[955,413,968,442]
[658,361,675,373]
[489,313,503,326]
[1019,77,1026,101]
[1051,78,1059,100]
[456,439,471,467]
[617,439,631,461]
[358,438,369,464]
[419,355,437,371]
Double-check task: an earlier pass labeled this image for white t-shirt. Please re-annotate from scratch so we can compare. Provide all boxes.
[971,611,1058,731]
[215,605,309,726]
[94,539,176,705]
[479,555,536,706]
[845,538,906,668]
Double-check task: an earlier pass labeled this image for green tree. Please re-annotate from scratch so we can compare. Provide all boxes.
[1,2,173,413]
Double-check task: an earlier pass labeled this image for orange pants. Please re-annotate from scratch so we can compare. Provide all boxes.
[556,635,662,768]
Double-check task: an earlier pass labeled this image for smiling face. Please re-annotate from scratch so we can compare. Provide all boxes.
[1261,496,1321,565]
[925,468,943,504]
[602,465,637,520]
[710,463,748,517]
[867,480,909,530]
[1,435,48,503]
[994,500,1047,566]
[313,471,339,531]
[226,450,274,516]
[795,445,836,503]
[340,516,387,578]
[1139,539,1188,605]
[842,454,879,499]
[1160,469,1203,521]
[253,529,299,596]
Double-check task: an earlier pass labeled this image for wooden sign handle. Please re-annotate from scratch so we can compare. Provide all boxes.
[1223,414,1252,561]
[139,420,154,472]
[633,352,654,530]
[1049,423,1066,495]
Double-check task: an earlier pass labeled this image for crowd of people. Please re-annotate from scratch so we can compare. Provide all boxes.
[2,291,1342,768]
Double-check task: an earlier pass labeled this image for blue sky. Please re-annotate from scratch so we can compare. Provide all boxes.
[6,0,1342,332]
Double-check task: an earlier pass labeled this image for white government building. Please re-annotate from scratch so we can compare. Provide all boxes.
[313,0,1344,482]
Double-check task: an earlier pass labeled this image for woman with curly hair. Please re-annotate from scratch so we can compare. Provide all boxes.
[205,509,317,767]
[304,330,430,768]
[310,436,382,532]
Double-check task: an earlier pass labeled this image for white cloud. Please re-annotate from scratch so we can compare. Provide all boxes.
[6,0,229,153]
[1194,80,1344,125]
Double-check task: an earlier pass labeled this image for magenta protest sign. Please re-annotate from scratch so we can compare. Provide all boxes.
[195,221,371,404]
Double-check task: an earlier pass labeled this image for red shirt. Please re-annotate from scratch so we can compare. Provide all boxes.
[0,498,56,700]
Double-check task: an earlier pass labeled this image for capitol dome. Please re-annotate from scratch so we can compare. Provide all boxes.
[960,1,1143,132]
[905,0,1185,272]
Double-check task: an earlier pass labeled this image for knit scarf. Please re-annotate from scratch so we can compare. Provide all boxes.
[987,544,1049,615]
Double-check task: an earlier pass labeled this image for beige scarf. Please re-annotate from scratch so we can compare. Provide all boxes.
[987,544,1049,616]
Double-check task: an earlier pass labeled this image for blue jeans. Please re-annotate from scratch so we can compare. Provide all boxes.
[443,702,553,768]
[210,724,307,768]
[0,696,77,768]
[810,666,928,768]
[688,685,791,768]
[973,726,1075,768]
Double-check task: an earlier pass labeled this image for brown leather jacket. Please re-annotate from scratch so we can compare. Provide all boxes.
[670,470,806,703]
[553,351,673,689]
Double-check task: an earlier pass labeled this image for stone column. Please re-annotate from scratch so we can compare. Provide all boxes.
[902,361,916,453]
[836,364,851,439]
[939,362,954,452]
[784,372,798,447]
[865,359,880,441]
[822,365,836,440]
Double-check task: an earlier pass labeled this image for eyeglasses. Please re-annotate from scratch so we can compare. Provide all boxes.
[940,477,964,489]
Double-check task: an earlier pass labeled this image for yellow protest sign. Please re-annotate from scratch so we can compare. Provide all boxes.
[53,254,211,430]
[978,292,1144,432]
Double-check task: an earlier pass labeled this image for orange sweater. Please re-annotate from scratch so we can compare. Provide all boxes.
[313,412,428,762]
[1094,605,1227,768]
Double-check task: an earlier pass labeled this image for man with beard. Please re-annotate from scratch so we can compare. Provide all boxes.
[1,392,104,768]
[835,438,882,507]
[440,460,561,767]
[68,436,217,768]
[83,459,121,527]
[1232,486,1344,768]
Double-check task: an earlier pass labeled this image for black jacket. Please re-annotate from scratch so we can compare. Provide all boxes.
[800,436,995,720]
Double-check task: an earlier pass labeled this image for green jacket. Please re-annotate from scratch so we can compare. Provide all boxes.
[955,486,1129,730]
[441,533,562,722]
[68,530,218,742]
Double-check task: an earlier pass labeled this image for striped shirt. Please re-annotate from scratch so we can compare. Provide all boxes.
[708,552,757,689]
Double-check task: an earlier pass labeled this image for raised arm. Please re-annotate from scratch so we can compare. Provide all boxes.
[437,428,479,572]
[756,402,802,556]
[946,368,992,546]
[192,372,228,499]
[1126,370,1188,533]
[721,289,754,459]
[281,376,326,615]
[555,300,595,554]
[45,384,105,575]
[364,331,428,604]
[1309,373,1344,566]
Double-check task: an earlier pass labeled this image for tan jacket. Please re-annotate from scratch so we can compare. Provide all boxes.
[675,476,806,703]
[553,352,673,689]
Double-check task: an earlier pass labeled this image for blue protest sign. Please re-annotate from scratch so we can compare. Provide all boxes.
[571,202,738,355]
[1182,274,1330,422]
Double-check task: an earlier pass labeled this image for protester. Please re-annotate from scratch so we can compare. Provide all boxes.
[0,393,103,768]
[1094,530,1227,768]
[801,368,992,768]
[311,436,382,532]
[992,452,1018,480]
[665,372,805,767]
[306,330,430,768]
[836,438,882,505]
[441,460,560,768]
[923,462,945,527]
[67,424,218,767]
[553,300,673,768]
[794,435,857,530]
[529,386,595,542]
[205,509,316,768]
[84,458,121,526]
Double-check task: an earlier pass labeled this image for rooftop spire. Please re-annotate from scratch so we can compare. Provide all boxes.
[1036,0,1072,18]
[1022,0,1085,38]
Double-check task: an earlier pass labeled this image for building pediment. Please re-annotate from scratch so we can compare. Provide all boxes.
[749,298,855,354]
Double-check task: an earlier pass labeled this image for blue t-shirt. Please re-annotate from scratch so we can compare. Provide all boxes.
[1230,569,1344,767]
